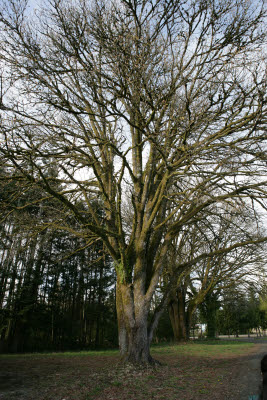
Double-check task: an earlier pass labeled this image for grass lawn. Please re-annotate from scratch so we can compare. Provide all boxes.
[0,341,259,400]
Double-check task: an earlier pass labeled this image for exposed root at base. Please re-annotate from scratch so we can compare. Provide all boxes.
[119,356,162,370]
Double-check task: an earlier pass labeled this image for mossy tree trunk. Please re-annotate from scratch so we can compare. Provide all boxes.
[168,288,188,341]
[116,280,154,364]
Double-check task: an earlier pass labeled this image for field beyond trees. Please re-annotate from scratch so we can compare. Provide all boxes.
[0,341,263,400]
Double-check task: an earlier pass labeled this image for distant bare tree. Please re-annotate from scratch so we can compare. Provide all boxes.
[166,205,266,341]
[0,0,266,364]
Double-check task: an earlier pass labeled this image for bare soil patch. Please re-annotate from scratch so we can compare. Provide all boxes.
[0,342,265,400]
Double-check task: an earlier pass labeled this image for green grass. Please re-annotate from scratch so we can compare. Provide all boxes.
[151,340,255,357]
[0,348,119,358]
[0,340,255,359]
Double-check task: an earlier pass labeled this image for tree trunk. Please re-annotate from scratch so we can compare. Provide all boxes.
[205,297,218,339]
[168,288,188,341]
[116,281,155,365]
[206,312,216,338]
[200,293,219,339]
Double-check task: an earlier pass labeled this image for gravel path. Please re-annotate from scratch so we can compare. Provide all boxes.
[236,343,267,400]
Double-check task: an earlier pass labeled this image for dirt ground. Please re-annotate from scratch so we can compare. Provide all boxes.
[0,341,266,400]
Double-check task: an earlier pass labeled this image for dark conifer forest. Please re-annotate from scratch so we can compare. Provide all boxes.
[0,173,117,352]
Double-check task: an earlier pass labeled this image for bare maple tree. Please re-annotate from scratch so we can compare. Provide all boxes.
[0,0,266,364]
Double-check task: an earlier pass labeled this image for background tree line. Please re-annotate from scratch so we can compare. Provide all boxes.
[0,169,116,352]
